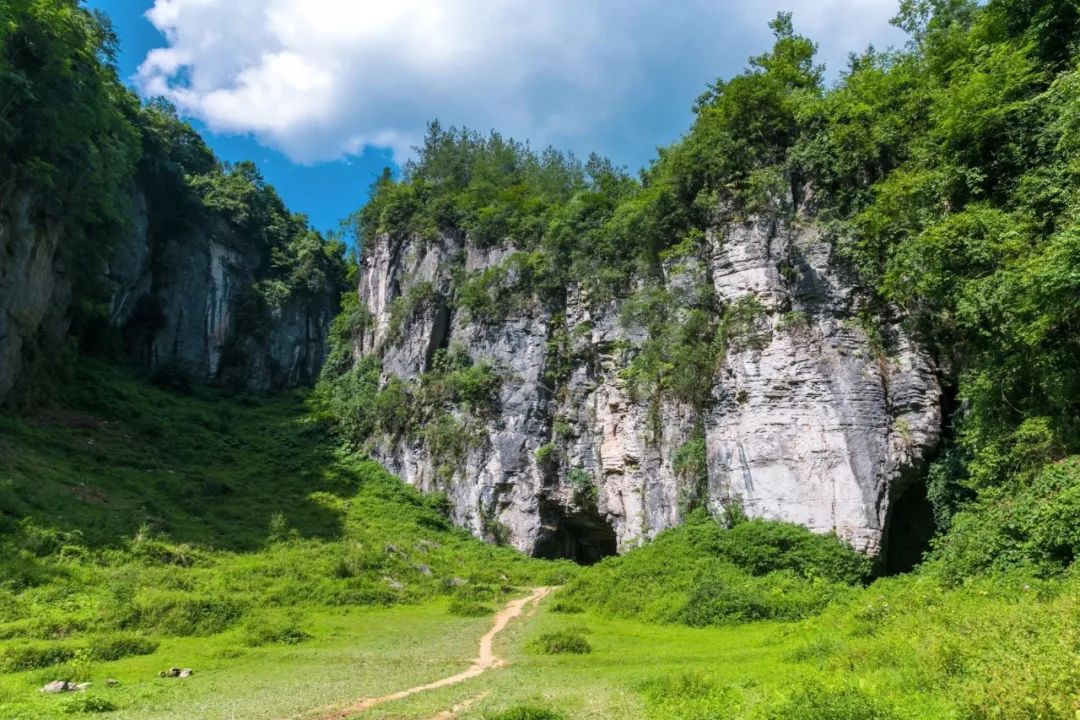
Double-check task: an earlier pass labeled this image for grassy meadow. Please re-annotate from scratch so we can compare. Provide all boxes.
[1,360,1077,719]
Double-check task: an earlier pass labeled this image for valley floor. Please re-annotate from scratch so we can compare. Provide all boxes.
[0,590,821,720]
[1,362,1076,719]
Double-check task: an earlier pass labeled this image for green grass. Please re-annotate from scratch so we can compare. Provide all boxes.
[0,604,492,719]
[2,360,1077,720]
[0,359,571,718]
[560,510,869,627]
[317,574,1077,720]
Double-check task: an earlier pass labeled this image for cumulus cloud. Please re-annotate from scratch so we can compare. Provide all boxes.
[136,0,905,165]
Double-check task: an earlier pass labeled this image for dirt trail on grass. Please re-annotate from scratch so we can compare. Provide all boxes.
[426,691,490,719]
[319,587,553,719]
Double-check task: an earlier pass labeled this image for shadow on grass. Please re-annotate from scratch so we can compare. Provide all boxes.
[0,359,355,552]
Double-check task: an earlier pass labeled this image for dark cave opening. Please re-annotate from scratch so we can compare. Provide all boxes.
[882,476,937,575]
[534,504,618,565]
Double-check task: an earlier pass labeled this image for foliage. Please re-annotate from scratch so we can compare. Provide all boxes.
[0,359,573,681]
[929,456,1080,582]
[529,629,592,655]
[0,0,140,313]
[446,599,492,617]
[486,706,564,720]
[0,3,345,391]
[673,432,709,514]
[762,684,904,720]
[317,337,501,478]
[61,695,118,714]
[566,468,597,505]
[563,511,868,626]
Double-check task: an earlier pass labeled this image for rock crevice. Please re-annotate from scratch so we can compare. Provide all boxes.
[355,211,942,559]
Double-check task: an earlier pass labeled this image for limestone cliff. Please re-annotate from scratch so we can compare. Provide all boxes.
[353,210,941,562]
[0,187,341,400]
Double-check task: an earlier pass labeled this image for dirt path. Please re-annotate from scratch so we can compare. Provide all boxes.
[319,587,553,719]
[425,691,490,720]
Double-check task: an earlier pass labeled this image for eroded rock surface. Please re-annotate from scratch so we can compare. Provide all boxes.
[354,211,941,560]
[1,188,340,399]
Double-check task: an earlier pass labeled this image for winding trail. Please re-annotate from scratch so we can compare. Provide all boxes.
[319,587,553,719]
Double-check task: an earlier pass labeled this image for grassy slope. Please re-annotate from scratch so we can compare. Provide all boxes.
[0,360,570,718]
[2,362,1077,720]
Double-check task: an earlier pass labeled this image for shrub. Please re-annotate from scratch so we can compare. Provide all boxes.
[130,592,244,636]
[566,468,596,504]
[447,599,492,617]
[86,633,158,661]
[129,533,201,567]
[548,601,583,614]
[0,642,73,672]
[764,684,903,720]
[240,614,312,647]
[718,520,871,584]
[534,443,556,471]
[563,513,865,627]
[486,706,563,720]
[62,695,119,714]
[639,672,719,703]
[150,362,193,394]
[676,570,841,626]
[931,456,1080,582]
[529,630,591,655]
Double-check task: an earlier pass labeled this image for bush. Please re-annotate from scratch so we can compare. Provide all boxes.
[764,684,903,720]
[130,592,244,636]
[0,642,73,672]
[677,569,843,626]
[86,633,158,661]
[62,695,118,714]
[548,601,583,614]
[931,457,1080,582]
[717,519,870,583]
[529,630,591,655]
[562,512,865,627]
[447,599,492,617]
[486,705,564,720]
[240,614,312,647]
[150,363,193,395]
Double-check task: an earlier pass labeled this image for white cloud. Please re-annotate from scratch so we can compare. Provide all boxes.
[136,0,905,165]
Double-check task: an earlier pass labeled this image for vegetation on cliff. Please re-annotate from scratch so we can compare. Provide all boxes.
[0,1,347,396]
[327,0,1080,580]
[3,0,1080,717]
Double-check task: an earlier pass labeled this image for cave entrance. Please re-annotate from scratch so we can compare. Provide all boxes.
[534,503,618,565]
[882,476,936,575]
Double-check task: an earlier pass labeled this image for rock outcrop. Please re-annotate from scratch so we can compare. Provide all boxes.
[354,210,941,561]
[0,188,340,401]
[0,194,70,400]
[106,188,339,392]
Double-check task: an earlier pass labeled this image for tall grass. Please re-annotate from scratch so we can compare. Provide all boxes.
[0,360,572,676]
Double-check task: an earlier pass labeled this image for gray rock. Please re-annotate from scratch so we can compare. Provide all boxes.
[1,186,342,403]
[40,681,75,694]
[0,194,70,401]
[353,209,941,561]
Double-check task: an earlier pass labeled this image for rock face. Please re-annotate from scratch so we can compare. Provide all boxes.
[0,188,340,401]
[0,194,71,399]
[106,188,339,392]
[354,211,941,561]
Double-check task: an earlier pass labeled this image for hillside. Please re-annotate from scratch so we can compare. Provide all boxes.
[322,0,1080,574]
[2,0,1080,718]
[0,360,570,718]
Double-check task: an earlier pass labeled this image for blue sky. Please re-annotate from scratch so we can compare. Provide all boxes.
[88,0,904,235]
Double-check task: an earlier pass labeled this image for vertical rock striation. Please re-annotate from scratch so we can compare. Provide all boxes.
[0,187,341,400]
[353,210,941,561]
